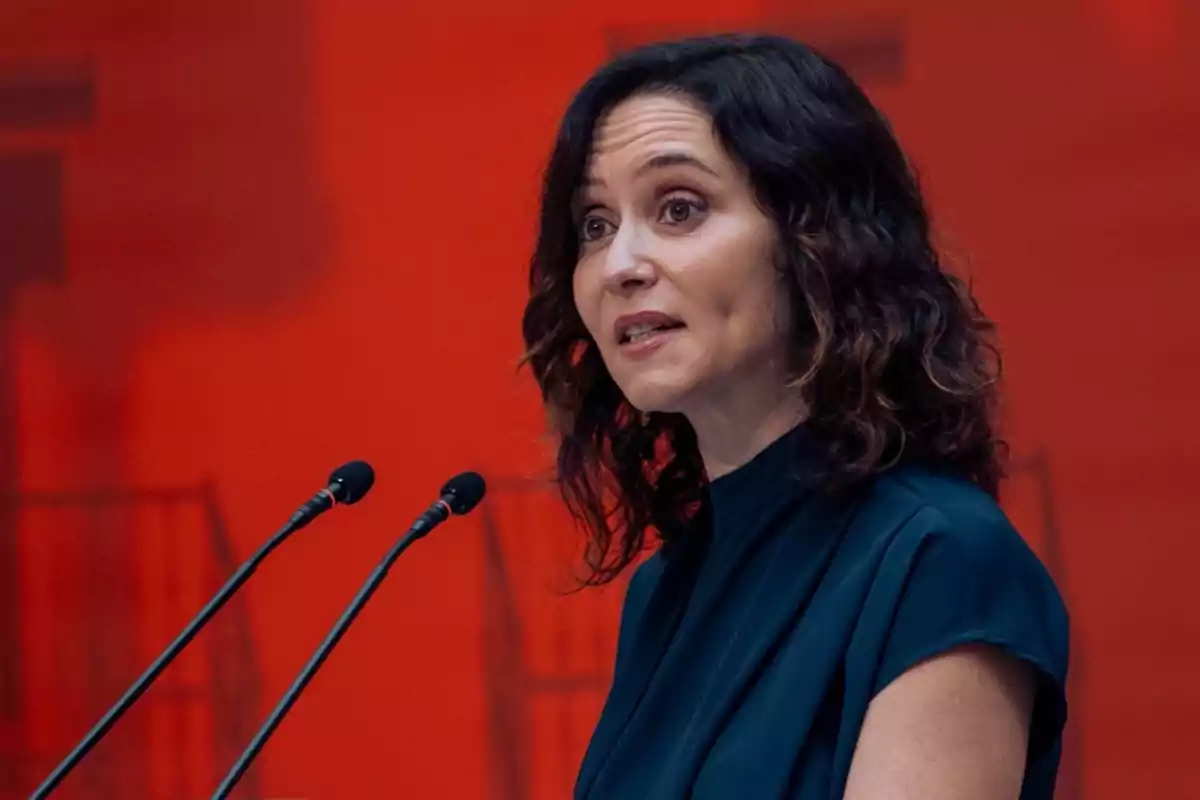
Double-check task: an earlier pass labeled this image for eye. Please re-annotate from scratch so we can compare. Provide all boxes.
[658,194,708,226]
[579,214,614,243]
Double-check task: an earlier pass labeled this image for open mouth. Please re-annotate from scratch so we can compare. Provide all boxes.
[619,321,685,345]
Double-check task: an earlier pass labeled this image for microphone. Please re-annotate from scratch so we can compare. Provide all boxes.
[31,461,375,800]
[211,471,487,799]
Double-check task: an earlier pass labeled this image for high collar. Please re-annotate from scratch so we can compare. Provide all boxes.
[706,426,818,541]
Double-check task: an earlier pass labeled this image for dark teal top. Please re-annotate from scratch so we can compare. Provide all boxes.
[575,430,1069,799]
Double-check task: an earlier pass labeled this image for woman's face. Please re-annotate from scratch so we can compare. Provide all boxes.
[572,92,791,417]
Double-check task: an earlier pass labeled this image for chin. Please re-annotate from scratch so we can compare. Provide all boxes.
[617,374,696,415]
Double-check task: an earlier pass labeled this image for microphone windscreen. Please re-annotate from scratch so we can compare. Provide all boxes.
[441,471,486,515]
[329,460,375,505]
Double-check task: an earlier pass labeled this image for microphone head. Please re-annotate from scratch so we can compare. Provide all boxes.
[328,460,375,505]
[440,471,486,515]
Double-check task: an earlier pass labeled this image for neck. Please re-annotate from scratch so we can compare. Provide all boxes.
[684,384,806,480]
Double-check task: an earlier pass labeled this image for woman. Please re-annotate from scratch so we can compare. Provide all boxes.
[522,34,1068,799]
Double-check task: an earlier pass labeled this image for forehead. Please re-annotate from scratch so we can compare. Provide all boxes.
[586,93,722,175]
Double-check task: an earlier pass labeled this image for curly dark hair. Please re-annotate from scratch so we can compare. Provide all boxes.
[521,34,1004,585]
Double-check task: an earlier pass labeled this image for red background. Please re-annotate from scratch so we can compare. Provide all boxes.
[2,0,1197,797]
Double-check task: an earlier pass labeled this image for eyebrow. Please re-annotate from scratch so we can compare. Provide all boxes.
[581,151,721,189]
[635,151,721,179]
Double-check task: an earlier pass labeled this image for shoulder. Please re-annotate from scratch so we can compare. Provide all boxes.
[612,553,664,652]
[868,465,1013,538]
[869,464,1068,627]
[855,467,1070,758]
[861,466,1052,589]
[623,552,663,611]
[840,470,1075,796]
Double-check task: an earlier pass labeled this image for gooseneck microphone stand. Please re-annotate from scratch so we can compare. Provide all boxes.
[210,471,486,799]
[30,462,374,799]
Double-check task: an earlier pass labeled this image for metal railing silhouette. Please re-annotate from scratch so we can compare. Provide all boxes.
[479,452,1081,800]
[0,480,263,800]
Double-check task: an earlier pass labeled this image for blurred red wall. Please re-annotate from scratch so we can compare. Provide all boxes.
[2,0,1198,797]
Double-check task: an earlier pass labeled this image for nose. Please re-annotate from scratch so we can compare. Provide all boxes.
[602,223,658,294]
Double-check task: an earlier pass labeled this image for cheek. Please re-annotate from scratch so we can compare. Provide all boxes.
[701,257,788,354]
[748,277,791,349]
[692,252,775,326]
[571,266,601,339]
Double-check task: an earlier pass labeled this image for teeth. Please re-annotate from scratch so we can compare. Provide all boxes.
[623,322,677,343]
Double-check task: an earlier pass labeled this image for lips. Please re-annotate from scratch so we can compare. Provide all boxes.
[614,311,685,345]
